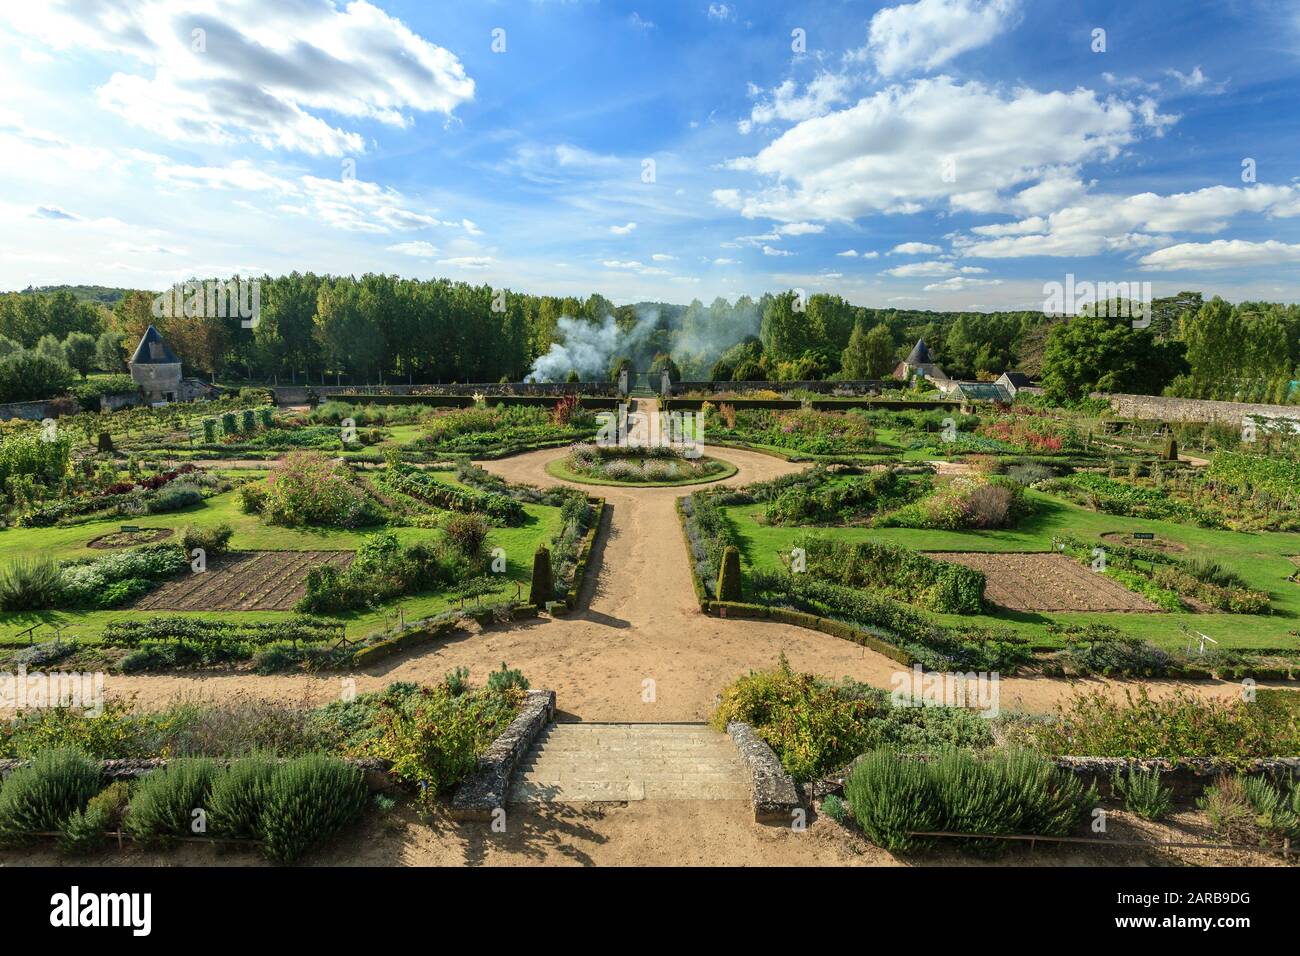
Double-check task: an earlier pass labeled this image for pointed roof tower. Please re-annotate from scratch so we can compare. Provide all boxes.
[131,325,180,365]
[905,339,933,365]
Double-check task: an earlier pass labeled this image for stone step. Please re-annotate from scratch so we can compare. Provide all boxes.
[507,722,750,803]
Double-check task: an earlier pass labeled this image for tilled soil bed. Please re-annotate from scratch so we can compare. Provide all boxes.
[134,550,354,611]
[929,551,1161,612]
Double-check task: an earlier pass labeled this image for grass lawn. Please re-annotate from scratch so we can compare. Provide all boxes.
[724,488,1300,652]
[0,488,564,643]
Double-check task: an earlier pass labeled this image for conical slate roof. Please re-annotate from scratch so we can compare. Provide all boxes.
[905,339,933,365]
[131,325,180,365]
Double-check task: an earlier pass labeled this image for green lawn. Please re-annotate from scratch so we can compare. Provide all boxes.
[724,488,1300,651]
[0,488,564,643]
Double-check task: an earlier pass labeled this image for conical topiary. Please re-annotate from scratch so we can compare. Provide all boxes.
[529,546,554,606]
[1164,435,1179,461]
[716,545,742,601]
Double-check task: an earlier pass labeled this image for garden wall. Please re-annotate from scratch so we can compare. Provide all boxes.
[0,397,80,422]
[450,689,556,820]
[1099,392,1300,427]
[672,380,903,397]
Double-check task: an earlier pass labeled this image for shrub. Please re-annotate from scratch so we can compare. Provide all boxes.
[259,755,367,863]
[843,749,941,852]
[1018,688,1300,762]
[0,749,102,843]
[57,780,131,855]
[1111,766,1173,820]
[820,793,847,823]
[181,523,233,558]
[443,512,490,561]
[0,556,63,611]
[238,482,266,514]
[715,545,742,601]
[845,747,1096,856]
[124,758,217,840]
[262,452,378,529]
[529,546,554,605]
[207,756,276,840]
[486,662,529,693]
[146,481,204,514]
[364,685,522,806]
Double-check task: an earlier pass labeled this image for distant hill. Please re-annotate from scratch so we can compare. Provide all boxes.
[17,284,137,306]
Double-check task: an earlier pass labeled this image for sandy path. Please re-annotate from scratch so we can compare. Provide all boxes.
[63,439,1272,720]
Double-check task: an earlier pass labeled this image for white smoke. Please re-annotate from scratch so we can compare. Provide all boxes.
[527,313,658,383]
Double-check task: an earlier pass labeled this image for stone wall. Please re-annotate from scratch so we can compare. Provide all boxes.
[726,721,801,824]
[674,379,899,397]
[1098,392,1300,427]
[450,689,556,820]
[0,397,80,422]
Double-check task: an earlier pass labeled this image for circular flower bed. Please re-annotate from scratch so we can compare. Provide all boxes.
[547,443,737,486]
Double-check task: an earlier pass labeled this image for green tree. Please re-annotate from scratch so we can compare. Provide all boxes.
[62,332,97,379]
[94,330,126,373]
[841,321,896,379]
[1041,315,1185,403]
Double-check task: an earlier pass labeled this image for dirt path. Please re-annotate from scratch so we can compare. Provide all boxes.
[68,441,1271,720]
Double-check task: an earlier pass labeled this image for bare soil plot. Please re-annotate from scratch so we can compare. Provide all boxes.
[135,551,353,611]
[1100,531,1187,554]
[929,551,1161,612]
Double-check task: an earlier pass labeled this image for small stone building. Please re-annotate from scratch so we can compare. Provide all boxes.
[893,339,949,383]
[129,325,183,404]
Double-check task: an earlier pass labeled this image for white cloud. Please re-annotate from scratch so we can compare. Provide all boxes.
[922,276,1002,291]
[2,0,475,157]
[719,77,1156,222]
[836,249,860,257]
[886,260,988,277]
[387,241,438,257]
[1166,66,1227,94]
[610,221,638,235]
[861,0,1021,77]
[890,242,942,255]
[778,221,824,236]
[713,257,738,265]
[651,253,677,261]
[1138,240,1300,271]
[762,245,793,256]
[461,218,482,236]
[739,74,851,133]
[959,184,1300,259]
[436,256,495,270]
[707,4,734,21]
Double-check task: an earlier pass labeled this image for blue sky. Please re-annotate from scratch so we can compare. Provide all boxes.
[2,0,1300,311]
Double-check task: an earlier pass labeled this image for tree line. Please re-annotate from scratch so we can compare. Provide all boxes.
[1,277,1296,407]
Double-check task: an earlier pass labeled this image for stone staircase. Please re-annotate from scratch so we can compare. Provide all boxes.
[508,722,750,803]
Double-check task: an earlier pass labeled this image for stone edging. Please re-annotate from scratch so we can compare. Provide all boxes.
[450,689,556,820]
[726,721,801,825]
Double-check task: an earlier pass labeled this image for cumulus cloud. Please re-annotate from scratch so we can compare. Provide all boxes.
[739,74,851,133]
[1138,239,1300,271]
[610,221,637,235]
[860,0,1021,77]
[884,260,987,277]
[922,275,1002,291]
[957,184,1300,259]
[1,0,474,156]
[890,242,943,255]
[718,77,1160,222]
